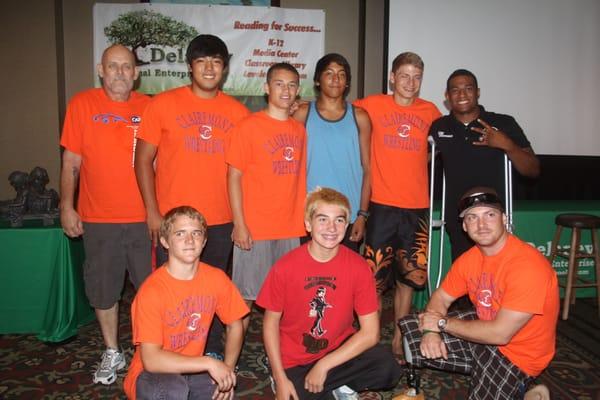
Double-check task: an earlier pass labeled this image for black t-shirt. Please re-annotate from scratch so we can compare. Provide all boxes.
[430,105,531,227]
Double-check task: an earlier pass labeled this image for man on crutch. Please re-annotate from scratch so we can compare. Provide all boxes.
[430,69,540,260]
[400,187,558,399]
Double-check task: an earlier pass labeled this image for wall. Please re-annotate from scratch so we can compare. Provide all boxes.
[363,0,385,96]
[0,1,61,198]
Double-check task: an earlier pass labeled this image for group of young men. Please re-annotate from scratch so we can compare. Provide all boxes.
[59,33,557,400]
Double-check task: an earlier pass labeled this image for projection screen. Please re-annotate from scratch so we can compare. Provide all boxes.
[387,0,600,156]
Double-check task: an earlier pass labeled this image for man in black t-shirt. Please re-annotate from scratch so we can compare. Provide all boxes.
[430,69,540,260]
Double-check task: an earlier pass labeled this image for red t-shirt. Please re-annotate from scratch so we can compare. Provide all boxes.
[60,88,150,222]
[124,264,249,399]
[256,244,378,369]
[441,234,559,376]
[138,87,250,225]
[225,111,306,240]
[354,95,441,209]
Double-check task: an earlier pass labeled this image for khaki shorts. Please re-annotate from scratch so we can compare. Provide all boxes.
[232,238,299,300]
[82,222,152,309]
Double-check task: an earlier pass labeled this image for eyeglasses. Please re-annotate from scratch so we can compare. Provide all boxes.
[458,192,503,217]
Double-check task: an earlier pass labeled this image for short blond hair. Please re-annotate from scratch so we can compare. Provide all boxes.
[391,52,424,73]
[304,187,351,222]
[160,206,207,239]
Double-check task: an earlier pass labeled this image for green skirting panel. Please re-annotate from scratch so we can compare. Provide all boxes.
[0,221,94,342]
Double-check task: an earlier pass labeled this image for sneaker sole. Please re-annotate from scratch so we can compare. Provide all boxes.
[332,390,359,400]
[93,358,126,385]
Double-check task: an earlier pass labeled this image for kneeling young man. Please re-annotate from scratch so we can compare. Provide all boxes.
[257,188,402,399]
[399,187,559,399]
[124,207,249,399]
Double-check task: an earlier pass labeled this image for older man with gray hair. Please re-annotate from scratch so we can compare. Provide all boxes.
[60,44,152,385]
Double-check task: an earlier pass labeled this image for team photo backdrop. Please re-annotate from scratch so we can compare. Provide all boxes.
[94,3,324,98]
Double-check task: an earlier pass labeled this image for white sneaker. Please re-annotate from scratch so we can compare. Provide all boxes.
[332,385,359,400]
[93,348,126,385]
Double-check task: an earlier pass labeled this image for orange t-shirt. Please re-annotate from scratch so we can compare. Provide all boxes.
[138,87,250,225]
[123,264,249,399]
[441,234,559,377]
[225,111,306,240]
[353,95,441,209]
[60,88,150,222]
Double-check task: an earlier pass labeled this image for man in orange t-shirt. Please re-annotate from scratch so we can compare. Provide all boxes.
[123,206,248,400]
[399,187,559,399]
[135,35,249,359]
[353,52,441,360]
[60,45,152,385]
[226,63,306,323]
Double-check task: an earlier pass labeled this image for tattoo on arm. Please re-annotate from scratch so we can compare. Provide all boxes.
[71,167,79,179]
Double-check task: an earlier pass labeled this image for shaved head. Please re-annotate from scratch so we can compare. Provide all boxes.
[101,44,136,66]
[97,44,138,101]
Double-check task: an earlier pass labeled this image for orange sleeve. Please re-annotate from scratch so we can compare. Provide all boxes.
[137,96,166,146]
[131,282,164,346]
[352,97,366,109]
[60,95,84,154]
[213,269,250,324]
[500,250,551,315]
[225,120,250,172]
[440,252,473,299]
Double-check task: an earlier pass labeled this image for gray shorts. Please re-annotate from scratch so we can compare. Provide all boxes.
[232,238,300,300]
[82,222,152,309]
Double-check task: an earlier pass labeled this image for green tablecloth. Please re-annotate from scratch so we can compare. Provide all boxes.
[416,200,600,309]
[0,221,94,342]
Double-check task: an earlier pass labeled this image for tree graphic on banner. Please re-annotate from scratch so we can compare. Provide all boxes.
[104,10,198,65]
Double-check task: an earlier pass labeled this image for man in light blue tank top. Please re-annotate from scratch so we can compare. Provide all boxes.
[293,53,372,253]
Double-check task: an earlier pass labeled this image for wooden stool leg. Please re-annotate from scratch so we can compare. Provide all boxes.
[549,226,563,264]
[592,228,600,318]
[570,231,581,305]
[562,228,579,320]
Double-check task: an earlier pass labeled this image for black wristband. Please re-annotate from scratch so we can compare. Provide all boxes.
[357,209,370,220]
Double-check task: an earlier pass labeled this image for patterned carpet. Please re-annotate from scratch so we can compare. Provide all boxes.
[1,286,599,399]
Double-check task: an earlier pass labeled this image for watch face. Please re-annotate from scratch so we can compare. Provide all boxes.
[437,318,447,331]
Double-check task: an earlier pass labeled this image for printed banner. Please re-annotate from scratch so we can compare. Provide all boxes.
[93,3,324,97]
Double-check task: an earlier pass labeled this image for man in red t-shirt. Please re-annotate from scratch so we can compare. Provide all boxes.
[353,52,441,360]
[257,188,402,399]
[60,44,152,385]
[399,187,559,399]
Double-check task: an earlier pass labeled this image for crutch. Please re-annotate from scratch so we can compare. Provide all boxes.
[504,154,514,233]
[427,136,445,296]
[392,337,425,399]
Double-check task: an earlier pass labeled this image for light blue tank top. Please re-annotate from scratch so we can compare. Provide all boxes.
[306,101,362,221]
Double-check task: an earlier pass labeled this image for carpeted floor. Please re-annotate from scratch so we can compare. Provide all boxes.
[0,285,598,399]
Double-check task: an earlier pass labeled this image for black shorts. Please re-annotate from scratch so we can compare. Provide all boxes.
[82,222,152,309]
[363,202,429,292]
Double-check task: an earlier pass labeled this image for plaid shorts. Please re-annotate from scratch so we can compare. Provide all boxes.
[399,310,534,400]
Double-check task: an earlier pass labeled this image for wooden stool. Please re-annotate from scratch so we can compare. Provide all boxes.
[548,213,600,320]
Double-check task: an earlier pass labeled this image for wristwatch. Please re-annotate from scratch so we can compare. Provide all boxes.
[437,317,448,332]
[357,209,370,220]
